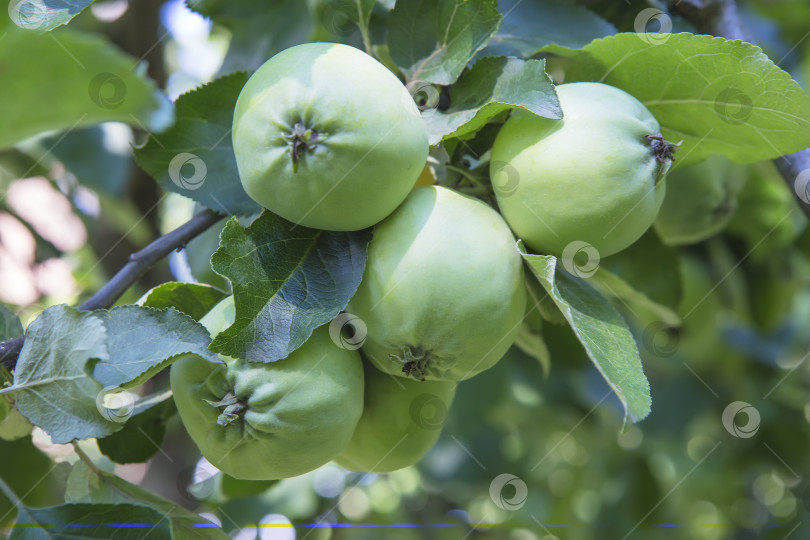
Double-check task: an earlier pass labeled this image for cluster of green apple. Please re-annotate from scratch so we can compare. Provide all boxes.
[171,42,678,481]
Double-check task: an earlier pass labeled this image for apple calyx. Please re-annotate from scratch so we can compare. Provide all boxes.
[205,392,246,426]
[389,345,430,382]
[288,122,327,172]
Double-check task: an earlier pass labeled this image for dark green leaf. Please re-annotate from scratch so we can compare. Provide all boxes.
[388,0,502,84]
[64,462,227,538]
[141,282,228,321]
[65,461,120,504]
[423,56,560,144]
[210,212,371,362]
[97,391,176,464]
[133,72,260,217]
[483,0,615,58]
[10,503,172,539]
[38,124,133,197]
[564,33,810,166]
[521,249,651,426]
[325,0,376,26]
[599,230,683,310]
[187,0,313,73]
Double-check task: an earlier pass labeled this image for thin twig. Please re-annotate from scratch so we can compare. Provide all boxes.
[0,208,225,372]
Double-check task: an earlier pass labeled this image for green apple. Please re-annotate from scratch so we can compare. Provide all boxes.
[335,360,456,472]
[490,82,673,257]
[170,296,364,480]
[232,42,428,231]
[348,185,526,381]
[654,155,746,246]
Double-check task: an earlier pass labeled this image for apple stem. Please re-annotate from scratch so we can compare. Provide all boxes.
[646,133,681,163]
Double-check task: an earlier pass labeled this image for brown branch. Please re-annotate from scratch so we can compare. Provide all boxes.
[0,208,225,371]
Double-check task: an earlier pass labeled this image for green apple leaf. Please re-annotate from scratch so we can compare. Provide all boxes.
[589,267,682,327]
[325,0,377,27]
[482,0,616,58]
[93,306,221,389]
[564,33,810,166]
[6,0,95,31]
[133,72,260,217]
[37,124,134,197]
[187,0,312,73]
[65,461,119,504]
[599,230,683,311]
[388,0,502,84]
[140,282,228,321]
[423,56,561,144]
[10,503,172,540]
[521,249,652,426]
[64,462,227,538]
[0,27,172,149]
[6,306,112,444]
[210,212,371,363]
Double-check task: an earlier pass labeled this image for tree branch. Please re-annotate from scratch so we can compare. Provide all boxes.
[0,208,225,371]
[670,0,810,219]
